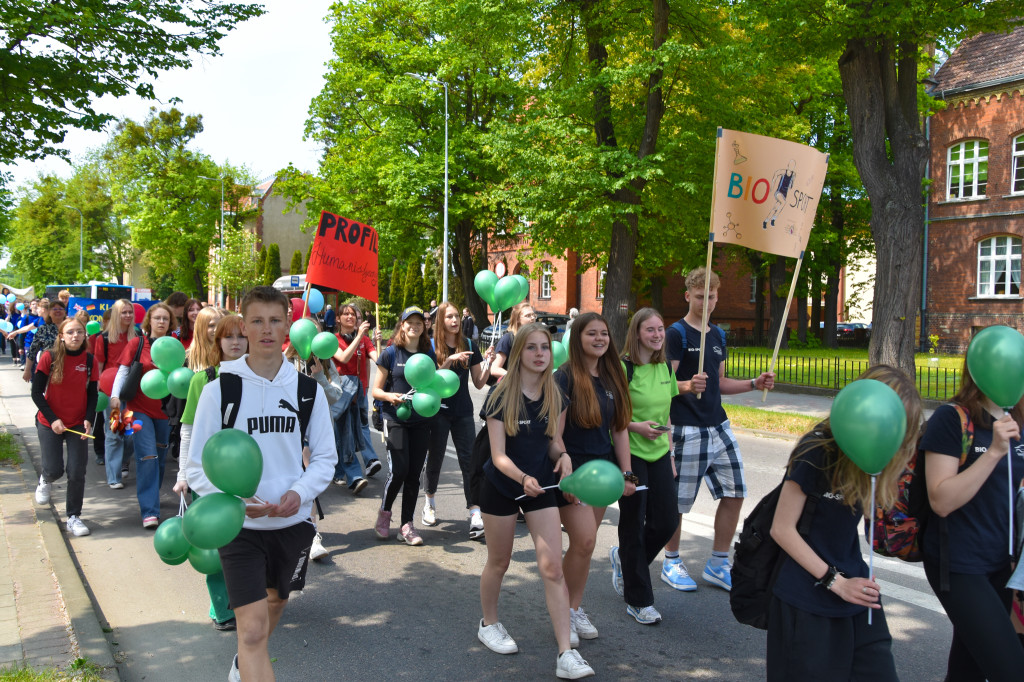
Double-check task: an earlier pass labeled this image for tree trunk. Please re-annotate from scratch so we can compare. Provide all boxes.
[797,289,808,344]
[811,278,822,341]
[824,269,839,349]
[454,217,490,332]
[650,274,664,312]
[768,255,789,351]
[839,38,926,375]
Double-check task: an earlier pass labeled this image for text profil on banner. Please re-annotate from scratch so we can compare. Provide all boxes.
[306,211,380,303]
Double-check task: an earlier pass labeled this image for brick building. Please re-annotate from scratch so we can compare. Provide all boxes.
[925,28,1024,352]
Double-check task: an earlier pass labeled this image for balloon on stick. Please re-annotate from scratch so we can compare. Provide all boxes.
[494,276,523,312]
[966,325,1024,408]
[303,288,325,314]
[182,493,246,550]
[289,319,318,359]
[830,379,907,476]
[202,429,264,498]
[512,274,530,302]
[474,270,498,310]
[558,460,625,507]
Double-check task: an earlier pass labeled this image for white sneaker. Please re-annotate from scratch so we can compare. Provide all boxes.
[35,475,51,505]
[227,654,240,682]
[66,516,90,537]
[569,622,579,648]
[556,649,595,679]
[310,533,328,561]
[609,546,624,596]
[477,619,518,654]
[570,607,598,640]
[422,499,437,526]
[626,604,662,625]
[469,510,485,539]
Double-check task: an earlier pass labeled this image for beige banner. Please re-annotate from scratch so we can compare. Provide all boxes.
[711,129,829,258]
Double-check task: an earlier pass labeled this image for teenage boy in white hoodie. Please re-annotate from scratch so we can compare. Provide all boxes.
[186,286,336,682]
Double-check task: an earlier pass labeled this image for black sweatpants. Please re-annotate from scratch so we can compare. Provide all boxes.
[924,560,1024,682]
[617,452,678,607]
[381,420,433,525]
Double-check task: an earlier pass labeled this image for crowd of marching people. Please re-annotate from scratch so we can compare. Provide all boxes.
[5,267,1024,681]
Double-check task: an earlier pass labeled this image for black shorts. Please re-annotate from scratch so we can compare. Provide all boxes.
[218,521,317,609]
[569,450,616,473]
[478,476,568,517]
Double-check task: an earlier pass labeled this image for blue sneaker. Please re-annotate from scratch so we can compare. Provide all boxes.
[660,558,697,592]
[609,546,624,596]
[702,558,732,591]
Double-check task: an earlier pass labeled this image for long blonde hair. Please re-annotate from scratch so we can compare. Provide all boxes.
[48,318,87,385]
[106,299,137,345]
[485,322,562,438]
[506,302,534,336]
[790,364,924,511]
[186,307,223,370]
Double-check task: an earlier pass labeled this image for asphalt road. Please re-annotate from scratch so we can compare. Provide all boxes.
[4,364,953,681]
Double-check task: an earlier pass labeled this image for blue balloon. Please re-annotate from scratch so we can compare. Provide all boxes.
[16,303,24,311]
[5,294,14,303]
[303,288,325,314]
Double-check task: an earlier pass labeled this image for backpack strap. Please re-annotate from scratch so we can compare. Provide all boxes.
[101,332,109,363]
[296,373,317,445]
[205,366,217,383]
[86,353,94,378]
[219,373,243,429]
[625,359,634,384]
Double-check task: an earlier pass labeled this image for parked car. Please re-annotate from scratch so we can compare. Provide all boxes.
[479,322,509,347]
[535,312,570,341]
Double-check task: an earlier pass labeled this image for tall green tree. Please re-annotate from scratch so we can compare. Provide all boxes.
[289,250,303,275]
[256,246,267,281]
[211,227,261,302]
[262,243,281,286]
[0,1,264,163]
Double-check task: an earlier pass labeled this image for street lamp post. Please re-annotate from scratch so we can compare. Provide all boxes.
[199,175,225,306]
[405,73,449,301]
[63,205,83,273]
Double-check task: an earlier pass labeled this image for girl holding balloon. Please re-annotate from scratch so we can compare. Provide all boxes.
[920,343,1024,681]
[554,312,634,641]
[95,299,138,489]
[372,306,438,546]
[476,322,595,678]
[332,302,383,481]
[109,302,176,529]
[32,317,99,537]
[421,301,495,538]
[768,365,922,681]
[489,302,537,380]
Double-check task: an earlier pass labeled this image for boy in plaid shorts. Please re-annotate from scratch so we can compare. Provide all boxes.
[661,268,774,592]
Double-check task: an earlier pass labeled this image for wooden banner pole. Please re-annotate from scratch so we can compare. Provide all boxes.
[762,252,804,402]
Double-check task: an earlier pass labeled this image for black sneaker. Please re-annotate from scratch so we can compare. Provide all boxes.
[213,618,236,631]
[96,457,105,465]
[366,460,382,478]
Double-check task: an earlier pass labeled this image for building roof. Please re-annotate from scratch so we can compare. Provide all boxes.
[933,26,1024,94]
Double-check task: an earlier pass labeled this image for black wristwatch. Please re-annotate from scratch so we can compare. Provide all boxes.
[623,471,639,485]
[814,565,842,590]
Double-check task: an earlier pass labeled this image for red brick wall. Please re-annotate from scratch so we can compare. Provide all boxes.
[926,87,1024,352]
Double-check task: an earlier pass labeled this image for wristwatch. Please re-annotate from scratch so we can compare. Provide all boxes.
[750,377,757,390]
[623,471,639,485]
[815,565,842,591]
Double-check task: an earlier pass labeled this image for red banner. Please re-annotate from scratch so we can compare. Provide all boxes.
[306,211,379,302]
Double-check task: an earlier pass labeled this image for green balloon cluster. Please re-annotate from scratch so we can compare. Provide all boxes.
[311,331,339,360]
[166,367,194,400]
[182,493,246,550]
[151,336,186,372]
[202,429,264,498]
[473,270,529,312]
[396,402,413,420]
[966,325,1024,408]
[405,353,436,388]
[400,353,447,418]
[141,369,171,400]
[289,319,318,359]
[830,379,907,476]
[559,460,625,507]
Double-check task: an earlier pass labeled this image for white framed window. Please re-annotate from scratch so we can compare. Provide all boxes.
[596,270,605,299]
[947,140,988,200]
[977,235,1021,297]
[540,262,552,299]
[749,274,758,303]
[1013,135,1024,194]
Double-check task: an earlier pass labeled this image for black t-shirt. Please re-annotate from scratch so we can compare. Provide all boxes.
[920,404,1024,574]
[773,438,868,618]
[435,339,483,417]
[483,388,567,499]
[554,369,615,458]
[495,331,514,359]
[665,319,728,427]
[377,344,438,425]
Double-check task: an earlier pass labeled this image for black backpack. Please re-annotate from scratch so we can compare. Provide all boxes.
[730,473,821,629]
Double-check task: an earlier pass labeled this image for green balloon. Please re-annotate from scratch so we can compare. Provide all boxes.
[187,546,223,575]
[552,342,567,369]
[396,401,413,420]
[562,329,571,351]
[830,379,907,475]
[494,276,523,312]
[96,391,109,413]
[512,274,530,302]
[151,336,186,372]
[311,331,339,359]
[86,320,101,336]
[153,516,192,563]
[474,270,498,310]
[167,367,194,399]
[289,319,318,359]
[404,353,437,389]
[966,325,1024,408]
[430,369,460,399]
[182,493,246,550]
[202,429,264,498]
[161,551,189,566]
[559,459,625,507]
[412,389,441,418]
[141,369,171,399]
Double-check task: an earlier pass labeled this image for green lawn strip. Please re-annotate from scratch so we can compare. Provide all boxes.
[0,657,104,681]
[725,404,820,437]
[0,429,20,464]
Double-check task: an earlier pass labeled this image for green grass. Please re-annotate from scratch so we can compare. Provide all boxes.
[725,404,820,436]
[0,658,104,681]
[0,429,20,464]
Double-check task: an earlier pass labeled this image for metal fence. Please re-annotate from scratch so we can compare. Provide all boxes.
[726,351,962,401]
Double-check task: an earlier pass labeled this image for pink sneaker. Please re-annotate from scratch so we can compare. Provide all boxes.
[374,509,392,539]
[398,522,423,546]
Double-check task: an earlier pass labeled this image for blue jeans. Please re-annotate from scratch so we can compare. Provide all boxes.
[357,382,379,465]
[332,402,365,486]
[133,413,169,520]
[102,407,134,485]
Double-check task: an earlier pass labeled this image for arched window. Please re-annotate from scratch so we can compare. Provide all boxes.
[539,262,553,299]
[947,140,988,199]
[977,235,1021,297]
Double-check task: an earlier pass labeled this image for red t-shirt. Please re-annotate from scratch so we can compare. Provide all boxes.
[117,336,167,420]
[333,334,375,389]
[93,332,132,371]
[36,350,99,428]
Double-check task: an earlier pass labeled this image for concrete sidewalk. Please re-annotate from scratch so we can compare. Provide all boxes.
[0,365,119,679]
